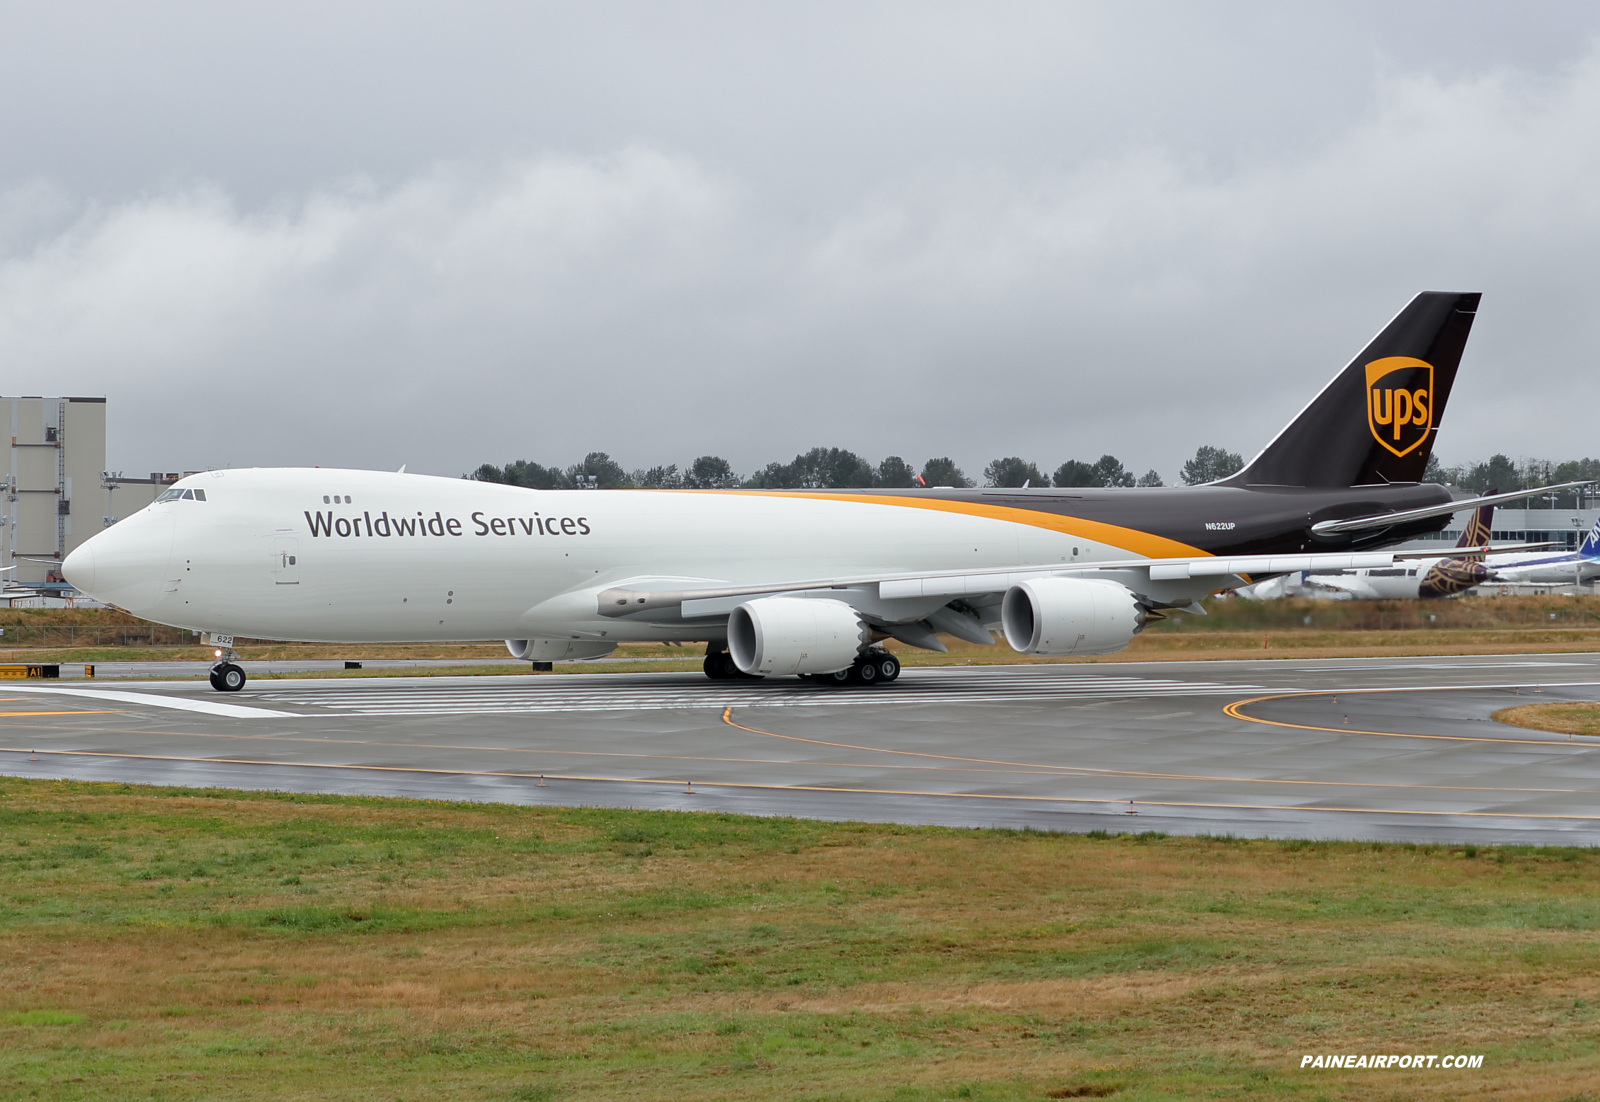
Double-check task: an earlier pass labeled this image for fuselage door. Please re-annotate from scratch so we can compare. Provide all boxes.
[274,537,300,585]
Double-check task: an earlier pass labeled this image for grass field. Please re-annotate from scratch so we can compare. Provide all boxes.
[20,628,1600,676]
[1495,700,1600,736]
[1,779,1597,1100]
[7,596,1600,672]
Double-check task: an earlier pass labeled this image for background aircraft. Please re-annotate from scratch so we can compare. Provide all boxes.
[1243,500,1599,599]
[1481,515,1600,587]
[1241,497,1501,600]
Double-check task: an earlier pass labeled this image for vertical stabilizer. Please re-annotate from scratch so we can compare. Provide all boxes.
[1226,292,1480,488]
[1580,516,1600,560]
[1455,493,1495,560]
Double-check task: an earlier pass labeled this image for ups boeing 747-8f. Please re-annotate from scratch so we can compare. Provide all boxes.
[61,291,1588,691]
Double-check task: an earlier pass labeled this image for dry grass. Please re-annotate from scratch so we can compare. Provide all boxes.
[1495,701,1600,736]
[17,630,1600,678]
[886,627,1600,666]
[7,595,1600,672]
[0,780,1597,1100]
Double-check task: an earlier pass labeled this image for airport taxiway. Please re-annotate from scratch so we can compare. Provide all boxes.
[3,653,1599,845]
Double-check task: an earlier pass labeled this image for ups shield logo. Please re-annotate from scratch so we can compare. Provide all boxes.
[1365,356,1434,458]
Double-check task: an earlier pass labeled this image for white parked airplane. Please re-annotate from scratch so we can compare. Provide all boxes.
[1241,496,1500,600]
[1243,502,1597,599]
[1482,515,1600,586]
[60,292,1591,690]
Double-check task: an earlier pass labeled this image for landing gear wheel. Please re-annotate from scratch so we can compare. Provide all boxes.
[210,662,246,692]
[705,653,748,680]
[817,667,853,686]
[852,658,880,684]
[873,653,900,682]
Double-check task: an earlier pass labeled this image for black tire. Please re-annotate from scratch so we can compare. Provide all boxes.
[818,667,852,685]
[874,653,900,682]
[853,658,879,684]
[208,669,225,691]
[215,663,246,692]
[707,652,752,679]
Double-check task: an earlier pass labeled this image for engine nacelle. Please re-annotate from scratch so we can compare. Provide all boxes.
[727,597,868,676]
[506,638,618,662]
[1000,578,1143,656]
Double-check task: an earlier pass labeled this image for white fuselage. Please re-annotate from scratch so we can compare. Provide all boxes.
[1264,549,1599,600]
[1486,551,1600,586]
[64,468,1176,644]
[1305,565,1427,600]
[1249,563,1432,601]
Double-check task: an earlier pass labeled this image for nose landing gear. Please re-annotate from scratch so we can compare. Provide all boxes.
[702,644,759,680]
[210,662,247,692]
[205,638,247,692]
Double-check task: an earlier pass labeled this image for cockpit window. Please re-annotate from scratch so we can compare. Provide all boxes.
[192,489,206,501]
[156,489,182,502]
[181,489,195,500]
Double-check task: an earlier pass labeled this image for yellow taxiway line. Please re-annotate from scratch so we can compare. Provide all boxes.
[1222,687,1597,745]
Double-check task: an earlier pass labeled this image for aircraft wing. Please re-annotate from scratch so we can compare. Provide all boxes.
[594,510,1591,621]
[878,549,1410,598]
[596,546,1439,619]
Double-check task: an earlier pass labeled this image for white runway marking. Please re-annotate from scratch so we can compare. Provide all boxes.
[257,670,1265,716]
[1285,661,1590,671]
[0,685,297,719]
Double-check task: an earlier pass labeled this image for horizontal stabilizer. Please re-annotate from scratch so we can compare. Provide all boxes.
[1309,481,1594,536]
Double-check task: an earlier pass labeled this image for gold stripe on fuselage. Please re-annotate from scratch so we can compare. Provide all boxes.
[686,490,1209,561]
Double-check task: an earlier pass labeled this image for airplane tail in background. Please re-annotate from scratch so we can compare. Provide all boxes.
[1225,291,1480,489]
[1419,492,1497,596]
[1580,515,1600,560]
[1455,492,1495,559]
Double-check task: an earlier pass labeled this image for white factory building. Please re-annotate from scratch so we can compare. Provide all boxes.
[3,395,195,591]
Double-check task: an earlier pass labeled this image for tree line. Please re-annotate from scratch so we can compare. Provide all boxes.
[469,444,1247,490]
[469,449,1600,503]
[1425,455,1600,506]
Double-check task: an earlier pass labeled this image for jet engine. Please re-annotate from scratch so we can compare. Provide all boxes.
[505,638,618,662]
[727,597,869,676]
[1000,578,1144,656]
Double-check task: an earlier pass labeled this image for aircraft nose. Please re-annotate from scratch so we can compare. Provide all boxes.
[61,510,174,613]
[62,542,95,593]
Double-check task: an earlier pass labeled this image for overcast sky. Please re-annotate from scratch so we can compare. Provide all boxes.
[4,2,1600,483]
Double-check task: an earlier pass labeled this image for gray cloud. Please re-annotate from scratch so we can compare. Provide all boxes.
[2,5,1600,481]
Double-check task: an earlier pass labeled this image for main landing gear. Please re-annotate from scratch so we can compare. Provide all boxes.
[700,645,901,684]
[703,646,759,680]
[807,649,900,686]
